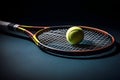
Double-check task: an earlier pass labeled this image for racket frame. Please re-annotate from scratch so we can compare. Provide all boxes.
[34,26,115,55]
[0,20,115,56]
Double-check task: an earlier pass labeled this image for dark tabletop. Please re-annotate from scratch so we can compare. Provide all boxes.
[0,2,120,80]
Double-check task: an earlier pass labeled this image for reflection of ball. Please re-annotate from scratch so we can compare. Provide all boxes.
[66,26,84,45]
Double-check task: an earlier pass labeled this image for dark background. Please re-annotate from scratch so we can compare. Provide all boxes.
[0,1,120,80]
[0,1,120,27]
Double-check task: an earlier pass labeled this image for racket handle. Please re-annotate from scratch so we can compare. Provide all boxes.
[0,20,18,31]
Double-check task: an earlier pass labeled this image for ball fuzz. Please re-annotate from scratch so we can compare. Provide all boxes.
[66,26,84,45]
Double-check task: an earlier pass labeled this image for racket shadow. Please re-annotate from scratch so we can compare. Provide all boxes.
[1,30,120,60]
[0,30,31,42]
[40,42,120,60]
[94,42,120,59]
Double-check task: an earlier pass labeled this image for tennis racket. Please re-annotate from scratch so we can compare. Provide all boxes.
[0,20,115,58]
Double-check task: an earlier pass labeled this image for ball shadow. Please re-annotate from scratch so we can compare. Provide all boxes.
[73,40,98,49]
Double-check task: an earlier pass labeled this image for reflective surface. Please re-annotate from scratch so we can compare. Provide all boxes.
[0,25,120,80]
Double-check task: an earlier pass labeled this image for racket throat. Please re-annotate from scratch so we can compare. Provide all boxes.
[32,35,40,45]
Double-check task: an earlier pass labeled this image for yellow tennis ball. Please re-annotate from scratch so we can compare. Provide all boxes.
[66,26,84,45]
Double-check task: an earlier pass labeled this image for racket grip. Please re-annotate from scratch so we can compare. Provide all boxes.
[0,20,18,31]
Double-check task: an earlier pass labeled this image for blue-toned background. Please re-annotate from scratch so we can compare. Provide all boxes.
[0,1,120,80]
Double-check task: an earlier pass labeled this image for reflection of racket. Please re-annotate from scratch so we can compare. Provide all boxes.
[0,20,115,58]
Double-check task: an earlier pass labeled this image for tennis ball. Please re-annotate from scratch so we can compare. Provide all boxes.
[66,26,84,45]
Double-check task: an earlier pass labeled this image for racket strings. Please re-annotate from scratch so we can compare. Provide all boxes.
[38,28,112,51]
[81,30,103,50]
[85,29,112,45]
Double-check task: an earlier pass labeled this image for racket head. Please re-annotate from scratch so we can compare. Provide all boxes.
[34,25,115,58]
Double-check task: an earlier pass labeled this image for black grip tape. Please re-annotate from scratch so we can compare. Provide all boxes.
[7,23,16,31]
